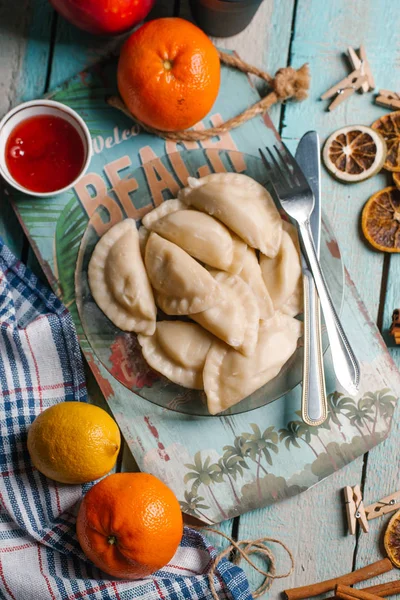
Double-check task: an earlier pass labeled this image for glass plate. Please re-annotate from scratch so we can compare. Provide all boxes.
[75,149,344,416]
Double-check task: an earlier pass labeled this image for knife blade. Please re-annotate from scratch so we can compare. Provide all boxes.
[296,132,321,256]
[295,132,327,425]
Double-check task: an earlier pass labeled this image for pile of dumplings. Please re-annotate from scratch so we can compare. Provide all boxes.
[88,173,303,415]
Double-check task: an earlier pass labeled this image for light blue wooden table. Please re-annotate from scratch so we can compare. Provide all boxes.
[1,0,400,596]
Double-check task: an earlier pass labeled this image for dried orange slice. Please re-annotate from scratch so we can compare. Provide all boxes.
[384,509,400,567]
[362,186,400,252]
[372,111,400,171]
[393,172,400,190]
[323,125,386,182]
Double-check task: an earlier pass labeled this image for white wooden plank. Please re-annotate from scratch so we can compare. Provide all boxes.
[16,0,54,102]
[295,0,400,579]
[237,0,400,591]
[355,403,400,584]
[236,0,385,588]
[0,0,54,256]
[0,1,32,254]
[279,0,395,321]
[0,0,29,117]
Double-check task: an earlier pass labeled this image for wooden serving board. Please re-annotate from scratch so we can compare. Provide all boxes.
[8,55,400,524]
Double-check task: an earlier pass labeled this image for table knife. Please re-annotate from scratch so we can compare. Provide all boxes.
[295,132,327,426]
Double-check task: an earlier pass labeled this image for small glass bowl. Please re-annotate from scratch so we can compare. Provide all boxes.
[0,99,92,197]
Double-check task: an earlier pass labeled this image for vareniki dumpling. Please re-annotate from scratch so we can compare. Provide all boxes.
[88,219,156,335]
[145,232,222,315]
[239,247,274,320]
[178,173,282,257]
[142,199,186,229]
[228,234,248,274]
[144,199,247,273]
[260,220,301,311]
[145,207,237,271]
[138,321,214,389]
[203,312,302,414]
[191,270,260,356]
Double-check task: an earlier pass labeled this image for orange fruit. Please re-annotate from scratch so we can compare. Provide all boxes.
[322,125,386,183]
[361,186,400,252]
[393,172,400,190]
[384,509,400,567]
[27,402,120,484]
[372,111,400,171]
[77,473,183,579]
[117,18,220,132]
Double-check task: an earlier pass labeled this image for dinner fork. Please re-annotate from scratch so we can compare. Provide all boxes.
[259,143,360,396]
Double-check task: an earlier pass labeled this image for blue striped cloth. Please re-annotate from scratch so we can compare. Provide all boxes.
[0,240,253,600]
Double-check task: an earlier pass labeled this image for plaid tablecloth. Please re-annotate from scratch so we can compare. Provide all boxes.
[0,240,252,600]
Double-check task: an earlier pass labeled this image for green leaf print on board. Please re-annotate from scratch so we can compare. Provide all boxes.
[55,194,88,326]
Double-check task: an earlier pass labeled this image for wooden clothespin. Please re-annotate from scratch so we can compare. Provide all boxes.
[344,485,369,534]
[364,490,400,520]
[344,485,400,534]
[359,46,375,90]
[376,90,400,111]
[321,46,374,111]
[321,71,368,111]
[390,309,400,344]
[348,46,369,93]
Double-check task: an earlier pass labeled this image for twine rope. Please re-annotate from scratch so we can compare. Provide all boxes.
[107,50,310,142]
[194,526,295,599]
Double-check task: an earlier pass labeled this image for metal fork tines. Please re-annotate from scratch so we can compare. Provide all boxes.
[259,143,360,396]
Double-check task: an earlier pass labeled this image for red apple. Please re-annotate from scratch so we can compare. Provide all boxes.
[48,0,155,36]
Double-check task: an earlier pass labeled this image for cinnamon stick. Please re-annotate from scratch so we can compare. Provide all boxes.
[336,592,367,600]
[336,584,384,600]
[284,559,393,600]
[325,581,400,600]
[364,580,400,597]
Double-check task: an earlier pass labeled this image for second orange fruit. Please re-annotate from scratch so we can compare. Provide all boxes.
[117,18,220,132]
[77,473,183,579]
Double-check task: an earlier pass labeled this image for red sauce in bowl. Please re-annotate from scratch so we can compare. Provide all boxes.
[5,114,85,193]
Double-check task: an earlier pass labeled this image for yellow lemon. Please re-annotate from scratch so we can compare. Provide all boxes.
[27,402,121,484]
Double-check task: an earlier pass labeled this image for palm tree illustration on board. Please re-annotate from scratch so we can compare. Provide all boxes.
[278,420,320,457]
[326,392,355,440]
[359,389,396,435]
[217,454,245,504]
[377,391,396,425]
[180,389,395,518]
[345,402,374,438]
[294,417,341,469]
[293,421,320,458]
[241,425,279,499]
[184,452,228,519]
[179,490,210,521]
[279,421,301,449]
[222,436,250,471]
